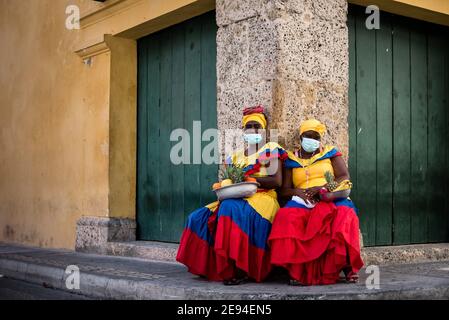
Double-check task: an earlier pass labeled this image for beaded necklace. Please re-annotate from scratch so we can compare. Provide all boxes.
[297,148,320,188]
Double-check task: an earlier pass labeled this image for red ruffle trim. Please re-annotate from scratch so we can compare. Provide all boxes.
[269,202,364,285]
[176,229,222,281]
[215,216,272,282]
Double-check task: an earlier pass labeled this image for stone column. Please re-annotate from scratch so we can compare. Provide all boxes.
[74,35,137,253]
[217,0,349,155]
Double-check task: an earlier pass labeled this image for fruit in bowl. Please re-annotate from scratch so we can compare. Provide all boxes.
[220,179,234,187]
[212,165,259,200]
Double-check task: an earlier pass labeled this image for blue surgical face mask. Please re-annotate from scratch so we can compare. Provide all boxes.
[244,133,263,145]
[301,137,320,153]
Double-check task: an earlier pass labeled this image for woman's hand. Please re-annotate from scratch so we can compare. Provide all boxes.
[305,186,323,197]
[294,188,317,204]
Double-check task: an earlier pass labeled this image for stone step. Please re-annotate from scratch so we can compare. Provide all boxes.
[104,241,178,262]
[99,240,449,266]
[361,243,449,265]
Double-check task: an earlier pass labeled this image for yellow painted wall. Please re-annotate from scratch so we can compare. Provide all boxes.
[0,0,111,249]
[0,0,213,250]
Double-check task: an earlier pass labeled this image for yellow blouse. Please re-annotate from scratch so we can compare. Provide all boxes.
[228,142,284,178]
[293,158,334,189]
[286,145,338,189]
[225,142,286,219]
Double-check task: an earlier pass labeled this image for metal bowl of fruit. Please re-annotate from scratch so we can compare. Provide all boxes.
[319,189,351,202]
[214,181,260,201]
[213,164,260,200]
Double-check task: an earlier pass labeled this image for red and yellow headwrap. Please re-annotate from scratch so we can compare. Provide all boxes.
[299,119,326,136]
[242,105,267,129]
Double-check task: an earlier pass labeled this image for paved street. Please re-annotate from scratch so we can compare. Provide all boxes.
[0,277,91,300]
[1,243,449,300]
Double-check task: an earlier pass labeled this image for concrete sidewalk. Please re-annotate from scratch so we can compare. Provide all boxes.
[0,243,448,300]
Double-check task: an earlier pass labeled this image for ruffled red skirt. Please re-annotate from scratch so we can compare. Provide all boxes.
[268,199,364,285]
[177,197,275,282]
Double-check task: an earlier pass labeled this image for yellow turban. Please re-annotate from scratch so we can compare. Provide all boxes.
[242,113,267,129]
[299,119,326,136]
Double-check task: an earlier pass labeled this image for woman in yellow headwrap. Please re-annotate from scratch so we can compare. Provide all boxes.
[177,106,288,285]
[268,119,364,286]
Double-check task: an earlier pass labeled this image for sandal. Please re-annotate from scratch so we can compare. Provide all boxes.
[288,279,304,286]
[343,269,359,283]
[223,276,248,286]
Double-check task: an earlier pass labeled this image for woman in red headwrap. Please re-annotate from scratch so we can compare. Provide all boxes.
[269,119,364,286]
[177,106,288,285]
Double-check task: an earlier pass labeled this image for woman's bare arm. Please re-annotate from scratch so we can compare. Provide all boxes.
[254,158,283,189]
[330,156,350,183]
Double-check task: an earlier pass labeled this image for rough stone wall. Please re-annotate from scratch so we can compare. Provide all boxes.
[217,0,349,156]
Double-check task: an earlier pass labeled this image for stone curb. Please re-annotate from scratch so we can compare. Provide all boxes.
[1,256,449,300]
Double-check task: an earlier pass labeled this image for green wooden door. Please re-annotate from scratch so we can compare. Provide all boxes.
[348,5,449,246]
[137,11,218,242]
